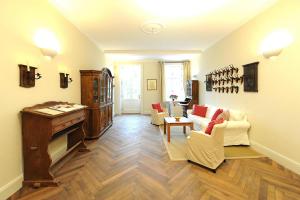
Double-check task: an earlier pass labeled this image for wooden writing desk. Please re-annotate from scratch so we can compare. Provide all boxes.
[21,101,89,187]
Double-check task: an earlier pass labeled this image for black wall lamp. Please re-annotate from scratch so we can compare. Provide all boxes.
[59,73,73,88]
[18,64,42,88]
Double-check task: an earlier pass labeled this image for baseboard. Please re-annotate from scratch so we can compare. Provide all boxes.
[0,174,23,200]
[251,140,300,175]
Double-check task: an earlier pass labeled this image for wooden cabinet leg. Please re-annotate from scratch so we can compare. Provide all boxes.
[183,126,186,134]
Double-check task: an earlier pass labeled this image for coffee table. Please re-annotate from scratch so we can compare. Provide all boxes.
[164,117,194,143]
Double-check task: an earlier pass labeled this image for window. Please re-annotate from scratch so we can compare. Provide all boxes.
[164,63,185,101]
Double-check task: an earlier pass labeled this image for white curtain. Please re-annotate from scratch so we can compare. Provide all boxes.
[159,61,165,102]
[183,61,191,95]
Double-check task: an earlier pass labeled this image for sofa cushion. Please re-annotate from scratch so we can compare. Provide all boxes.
[152,103,163,113]
[193,105,207,117]
[205,118,224,135]
[216,110,230,121]
[188,114,210,129]
[211,109,223,120]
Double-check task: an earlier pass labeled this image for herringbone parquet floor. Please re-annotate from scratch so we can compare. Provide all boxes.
[11,115,300,200]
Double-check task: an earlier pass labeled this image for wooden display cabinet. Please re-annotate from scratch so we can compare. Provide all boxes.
[186,80,199,109]
[80,68,113,139]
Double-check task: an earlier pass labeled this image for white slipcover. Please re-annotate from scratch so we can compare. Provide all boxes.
[187,105,250,146]
[151,108,169,125]
[187,121,227,170]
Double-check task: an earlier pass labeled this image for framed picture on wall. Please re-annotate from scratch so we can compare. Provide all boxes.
[147,79,157,90]
[243,62,259,92]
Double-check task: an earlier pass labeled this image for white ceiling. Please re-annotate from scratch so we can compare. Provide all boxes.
[50,0,277,51]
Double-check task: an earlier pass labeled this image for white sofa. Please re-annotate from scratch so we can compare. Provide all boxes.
[187,105,250,146]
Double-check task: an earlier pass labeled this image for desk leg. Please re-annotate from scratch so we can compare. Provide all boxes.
[79,122,90,152]
[167,125,171,143]
[164,119,166,134]
[183,126,186,134]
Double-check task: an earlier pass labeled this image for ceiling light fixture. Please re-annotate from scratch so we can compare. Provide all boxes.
[141,21,165,35]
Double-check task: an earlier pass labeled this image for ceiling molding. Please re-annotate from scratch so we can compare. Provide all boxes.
[103,50,202,54]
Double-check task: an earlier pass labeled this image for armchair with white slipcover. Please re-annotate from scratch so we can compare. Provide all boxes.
[186,121,227,172]
[151,107,169,126]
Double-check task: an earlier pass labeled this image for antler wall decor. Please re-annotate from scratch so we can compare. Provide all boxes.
[205,64,244,94]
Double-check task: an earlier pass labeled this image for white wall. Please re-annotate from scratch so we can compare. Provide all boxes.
[0,1,105,199]
[142,62,162,114]
[198,0,300,174]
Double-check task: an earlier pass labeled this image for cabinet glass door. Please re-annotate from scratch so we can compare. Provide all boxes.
[100,78,105,103]
[107,77,112,103]
[93,78,99,103]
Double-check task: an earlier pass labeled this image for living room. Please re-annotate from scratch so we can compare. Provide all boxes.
[1,0,300,199]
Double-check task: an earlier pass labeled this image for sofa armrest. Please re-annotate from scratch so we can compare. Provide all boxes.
[226,121,250,129]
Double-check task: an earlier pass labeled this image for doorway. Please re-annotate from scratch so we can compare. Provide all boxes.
[119,64,142,114]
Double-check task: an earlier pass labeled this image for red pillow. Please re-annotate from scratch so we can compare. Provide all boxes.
[211,109,223,120]
[205,118,224,135]
[152,103,163,113]
[193,105,207,117]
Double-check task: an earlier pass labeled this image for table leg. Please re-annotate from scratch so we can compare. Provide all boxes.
[167,125,171,143]
[183,126,186,134]
[191,123,194,131]
[164,119,166,134]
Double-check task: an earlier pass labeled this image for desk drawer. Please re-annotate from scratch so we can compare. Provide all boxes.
[52,111,85,133]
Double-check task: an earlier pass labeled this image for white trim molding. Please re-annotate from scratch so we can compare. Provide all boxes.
[251,140,300,175]
[0,174,23,200]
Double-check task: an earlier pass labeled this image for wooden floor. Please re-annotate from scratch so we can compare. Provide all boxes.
[11,115,300,200]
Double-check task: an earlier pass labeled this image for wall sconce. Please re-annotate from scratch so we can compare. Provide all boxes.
[34,29,60,59]
[40,48,57,59]
[260,29,293,59]
[18,64,42,88]
[262,49,282,59]
[60,73,72,88]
